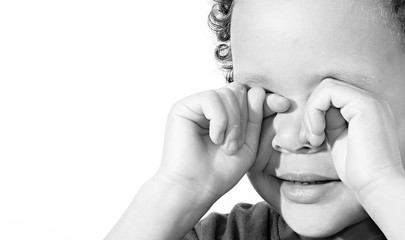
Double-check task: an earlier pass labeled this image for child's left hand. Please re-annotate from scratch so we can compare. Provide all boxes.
[301,78,404,200]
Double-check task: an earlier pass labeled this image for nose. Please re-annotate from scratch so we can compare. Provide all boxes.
[271,110,325,154]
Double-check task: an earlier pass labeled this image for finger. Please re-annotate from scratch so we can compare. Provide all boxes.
[307,129,326,147]
[264,93,290,118]
[226,82,248,149]
[200,91,228,145]
[249,112,276,174]
[307,106,326,136]
[301,112,324,147]
[173,90,228,145]
[304,78,368,121]
[302,94,326,147]
[216,87,242,155]
[244,87,266,155]
[302,78,368,147]
[306,104,327,147]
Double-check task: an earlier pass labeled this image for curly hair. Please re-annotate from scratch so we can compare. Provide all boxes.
[208,0,235,83]
[208,0,405,83]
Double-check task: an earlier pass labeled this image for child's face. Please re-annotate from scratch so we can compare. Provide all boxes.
[231,0,405,237]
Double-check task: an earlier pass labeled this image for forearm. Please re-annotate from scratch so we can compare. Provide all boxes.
[105,172,217,240]
[357,172,405,240]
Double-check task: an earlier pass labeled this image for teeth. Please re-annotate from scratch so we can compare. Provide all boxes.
[289,180,325,185]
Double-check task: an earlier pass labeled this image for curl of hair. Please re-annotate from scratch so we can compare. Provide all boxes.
[208,0,235,83]
[208,0,405,83]
[393,0,405,35]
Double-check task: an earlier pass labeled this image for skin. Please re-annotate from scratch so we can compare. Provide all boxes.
[231,0,405,237]
[105,0,405,239]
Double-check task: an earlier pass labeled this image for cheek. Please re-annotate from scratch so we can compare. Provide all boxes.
[384,96,405,166]
[249,117,276,175]
[397,119,405,166]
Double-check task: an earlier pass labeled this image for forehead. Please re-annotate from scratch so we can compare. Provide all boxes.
[230,0,404,94]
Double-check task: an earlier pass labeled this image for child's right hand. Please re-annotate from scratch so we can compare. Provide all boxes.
[157,82,289,204]
[105,83,289,240]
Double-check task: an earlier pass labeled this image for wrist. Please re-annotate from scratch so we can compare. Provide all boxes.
[153,168,220,209]
[107,171,219,240]
[353,170,405,240]
[355,169,405,206]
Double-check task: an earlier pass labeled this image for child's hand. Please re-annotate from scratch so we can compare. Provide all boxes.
[159,82,289,203]
[301,78,404,200]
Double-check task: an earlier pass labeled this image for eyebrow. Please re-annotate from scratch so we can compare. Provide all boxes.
[234,71,372,91]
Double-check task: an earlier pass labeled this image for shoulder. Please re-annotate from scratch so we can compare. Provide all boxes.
[184,202,297,240]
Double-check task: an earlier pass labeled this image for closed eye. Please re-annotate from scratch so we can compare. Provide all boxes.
[324,72,371,91]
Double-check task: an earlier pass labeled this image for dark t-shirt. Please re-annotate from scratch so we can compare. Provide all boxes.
[183,202,300,240]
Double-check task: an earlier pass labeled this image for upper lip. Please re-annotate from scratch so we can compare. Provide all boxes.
[277,173,340,182]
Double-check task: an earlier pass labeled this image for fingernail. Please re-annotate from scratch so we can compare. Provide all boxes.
[308,132,323,147]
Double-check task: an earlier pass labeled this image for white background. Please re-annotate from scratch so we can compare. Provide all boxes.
[0,1,262,239]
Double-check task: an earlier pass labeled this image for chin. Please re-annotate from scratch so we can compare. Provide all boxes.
[278,185,369,238]
[282,205,366,238]
[249,174,369,237]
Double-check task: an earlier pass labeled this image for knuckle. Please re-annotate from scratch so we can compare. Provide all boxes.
[205,89,220,100]
[319,78,337,90]
[215,87,235,101]
[228,123,242,137]
[169,100,195,120]
[227,81,246,93]
[230,123,241,129]
[248,86,264,94]
[347,94,385,120]
[221,87,234,96]
[170,99,186,114]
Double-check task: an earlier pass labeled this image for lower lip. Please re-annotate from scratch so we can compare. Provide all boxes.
[280,179,340,204]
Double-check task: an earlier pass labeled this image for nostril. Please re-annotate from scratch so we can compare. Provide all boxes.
[301,141,327,154]
[275,146,291,154]
[272,139,326,154]
[272,143,289,154]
